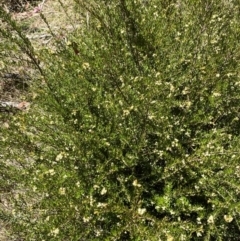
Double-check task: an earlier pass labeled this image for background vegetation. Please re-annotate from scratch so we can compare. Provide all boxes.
[1,0,240,240]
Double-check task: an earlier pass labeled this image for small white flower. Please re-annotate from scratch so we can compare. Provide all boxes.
[50,228,59,237]
[166,234,174,241]
[83,216,91,223]
[95,230,102,237]
[182,87,189,95]
[207,215,214,224]
[170,210,175,215]
[82,62,90,69]
[224,215,233,223]
[93,185,99,189]
[100,187,107,195]
[185,100,192,108]
[90,195,93,206]
[170,84,175,92]
[123,109,130,116]
[212,92,221,97]
[105,141,110,146]
[148,114,155,120]
[48,169,55,176]
[59,187,66,195]
[137,208,146,215]
[97,202,107,208]
[197,217,202,224]
[56,152,64,161]
[132,179,141,187]
[226,73,233,77]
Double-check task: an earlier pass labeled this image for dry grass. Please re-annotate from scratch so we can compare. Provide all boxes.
[12,0,82,47]
[0,0,81,102]
[0,0,82,104]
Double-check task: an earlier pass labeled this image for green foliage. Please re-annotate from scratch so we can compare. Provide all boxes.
[1,0,240,240]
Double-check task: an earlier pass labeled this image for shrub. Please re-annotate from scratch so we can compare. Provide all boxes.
[1,0,240,240]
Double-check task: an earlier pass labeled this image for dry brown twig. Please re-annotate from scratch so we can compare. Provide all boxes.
[0,101,30,112]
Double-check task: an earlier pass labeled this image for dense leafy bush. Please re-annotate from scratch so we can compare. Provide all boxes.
[1,0,240,240]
